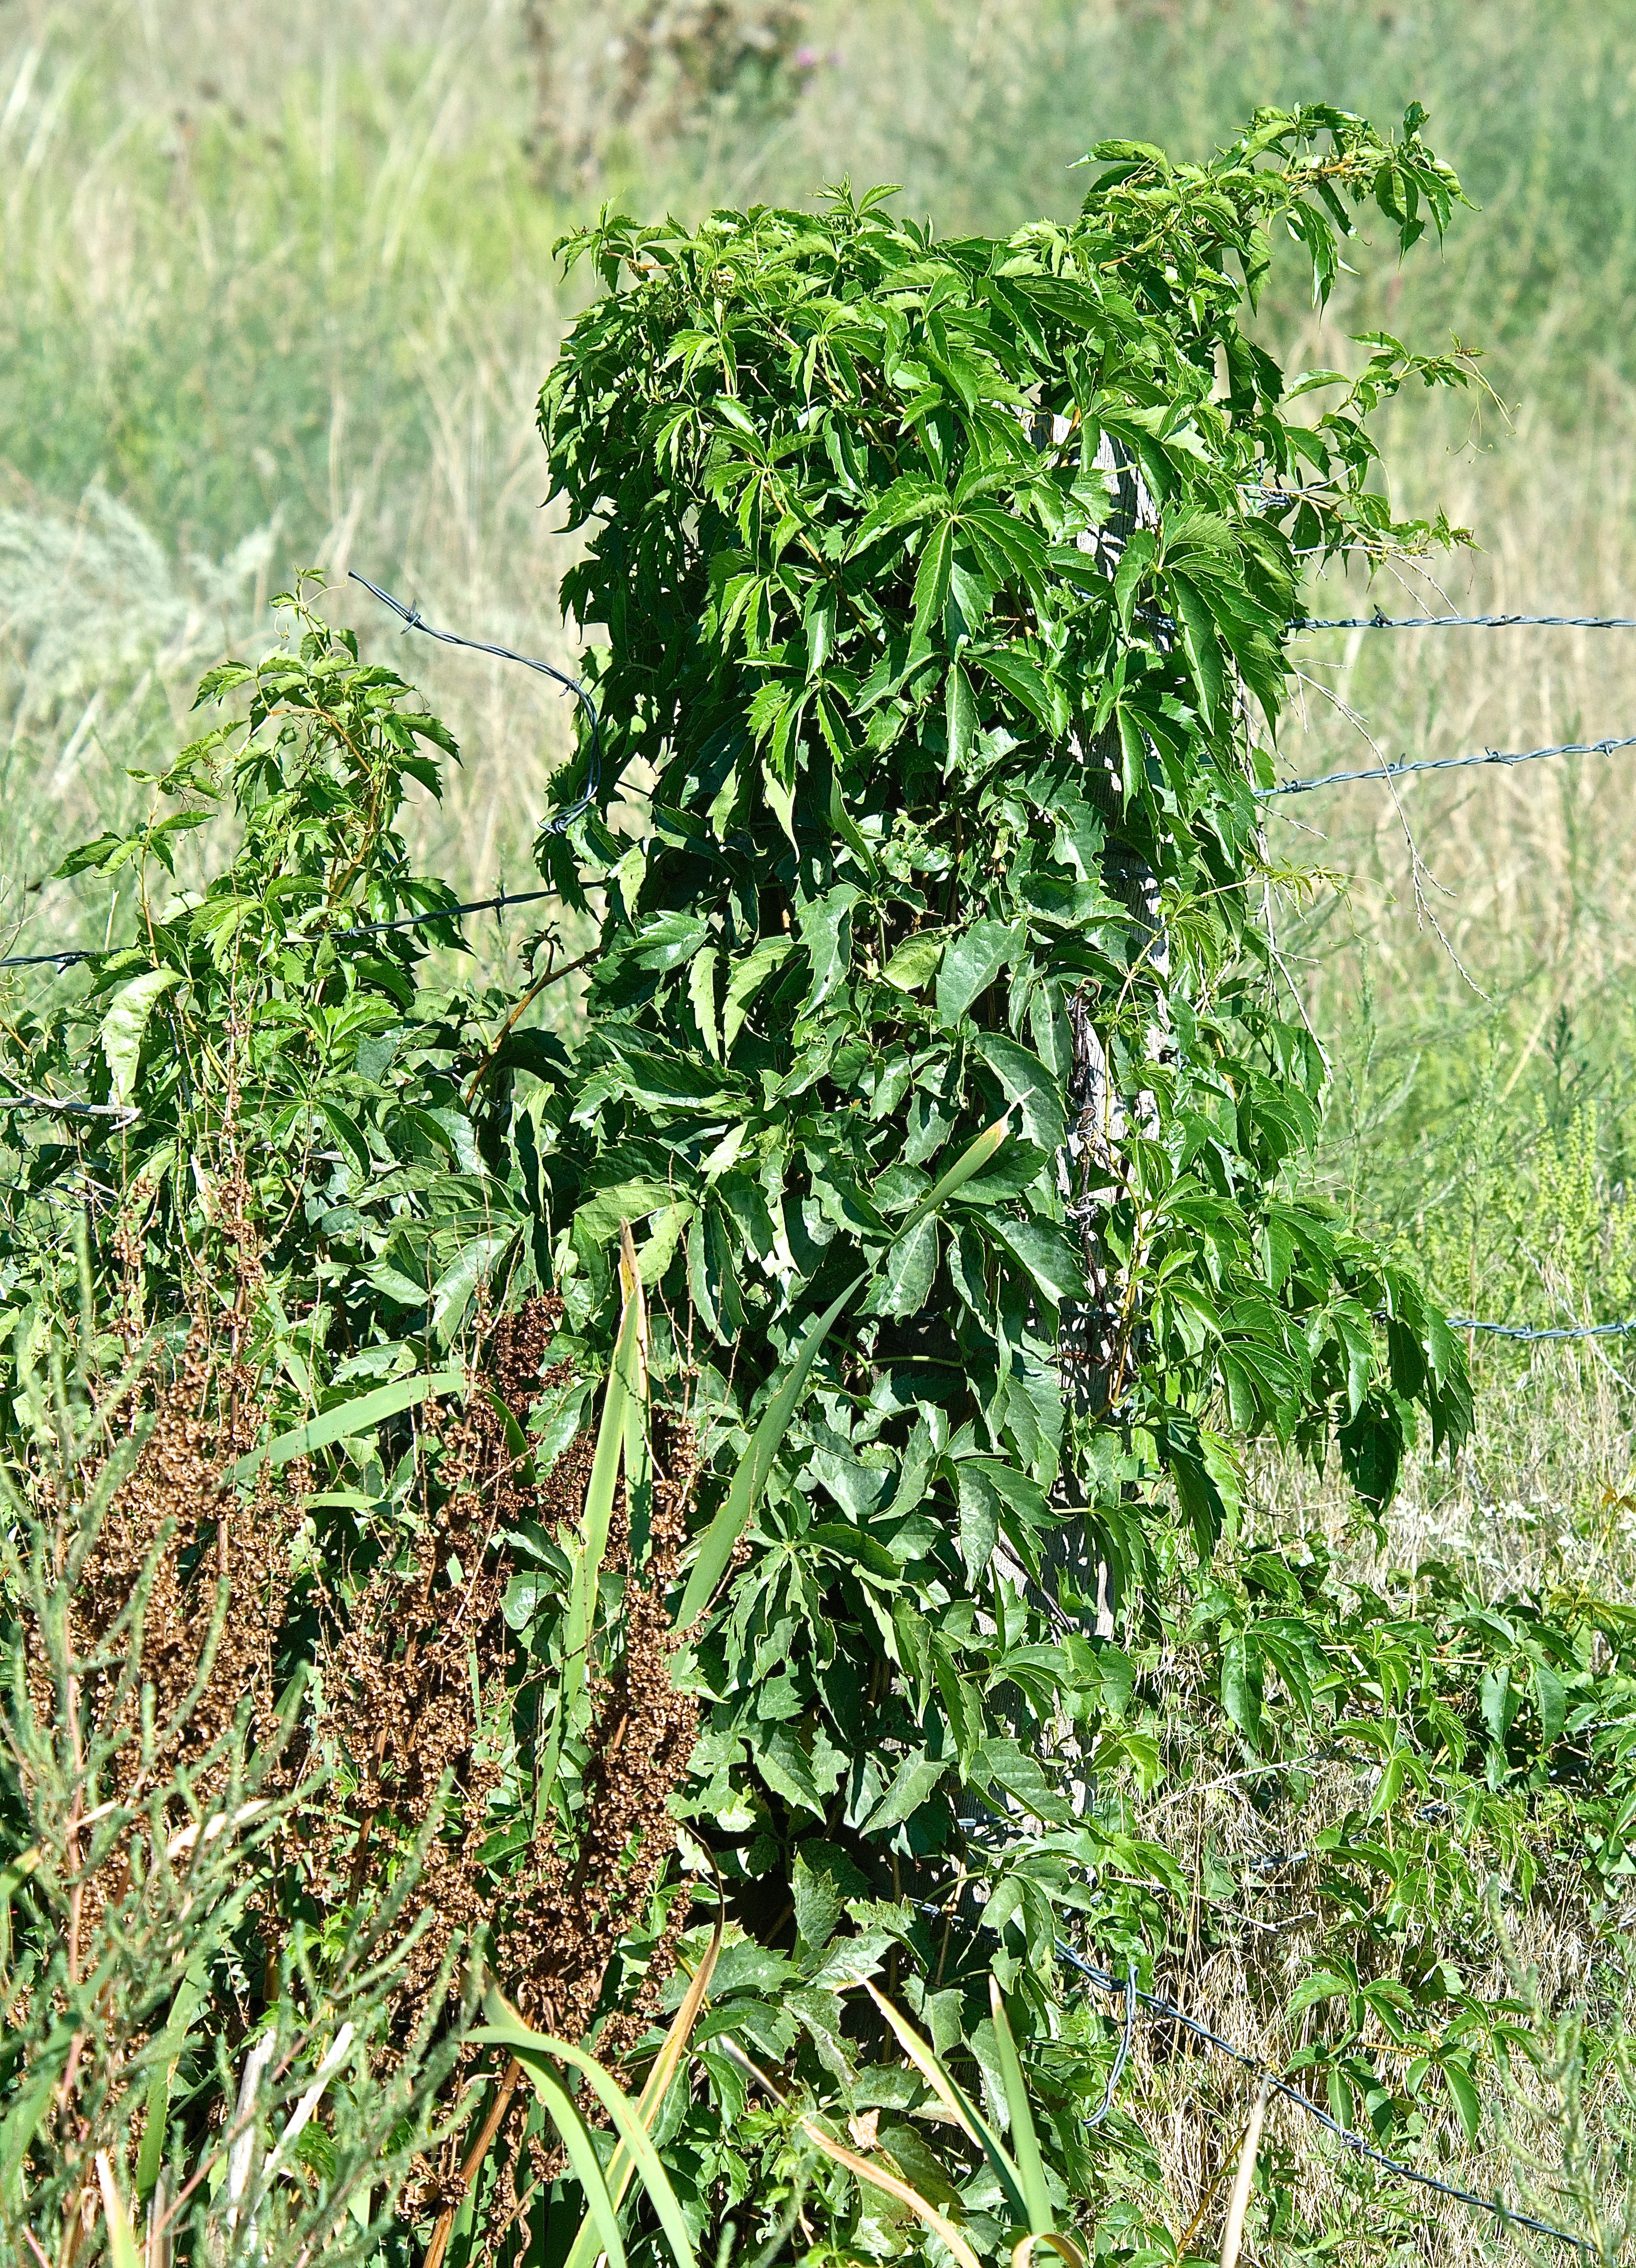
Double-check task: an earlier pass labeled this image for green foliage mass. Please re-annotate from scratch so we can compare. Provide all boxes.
[533,96,1475,1874]
[0,605,575,1381]
[497,104,1541,2241]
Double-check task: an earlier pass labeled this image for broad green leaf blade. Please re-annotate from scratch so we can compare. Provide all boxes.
[882,928,947,994]
[476,1997,697,2268]
[675,1270,867,1629]
[100,968,181,1108]
[563,1914,723,2268]
[935,918,1019,1027]
[689,944,721,1060]
[945,659,976,769]
[231,1371,466,1482]
[989,1976,1052,2236]
[1441,2055,1482,2145]
[1171,571,1225,730]
[482,2048,627,2268]
[912,519,954,643]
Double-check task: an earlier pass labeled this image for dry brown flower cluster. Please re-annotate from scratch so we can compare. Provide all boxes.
[34,1319,306,1861]
[26,1251,702,2252]
[311,1294,702,2240]
[316,1295,700,2051]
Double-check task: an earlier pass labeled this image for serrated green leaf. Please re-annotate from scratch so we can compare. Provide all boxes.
[882,929,947,993]
[945,659,977,768]
[689,944,721,1060]
[935,918,1020,1027]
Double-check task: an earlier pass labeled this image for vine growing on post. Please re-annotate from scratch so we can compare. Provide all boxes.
[20,95,1630,2268]
[526,103,1477,2237]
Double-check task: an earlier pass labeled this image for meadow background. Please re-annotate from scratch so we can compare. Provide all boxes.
[7,2,1636,2233]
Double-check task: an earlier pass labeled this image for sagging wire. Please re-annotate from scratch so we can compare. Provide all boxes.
[0,886,563,972]
[1084,1959,1136,2128]
[0,1094,136,1124]
[337,886,556,940]
[348,571,602,830]
[1053,1940,1591,2253]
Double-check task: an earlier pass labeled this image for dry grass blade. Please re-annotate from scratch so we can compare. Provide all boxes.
[560,1910,725,2268]
[1012,2236,1090,2268]
[860,1973,987,2147]
[859,1974,1032,2227]
[96,2150,142,2268]
[798,2117,984,2268]
[1220,2077,1270,2268]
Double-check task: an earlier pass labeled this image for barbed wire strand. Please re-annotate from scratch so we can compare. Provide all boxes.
[1448,1315,1636,1342]
[348,571,601,830]
[1262,731,1636,800]
[0,885,561,972]
[335,885,556,940]
[1292,610,1636,631]
[1054,1940,1590,2253]
[0,946,95,970]
[0,1094,136,1122]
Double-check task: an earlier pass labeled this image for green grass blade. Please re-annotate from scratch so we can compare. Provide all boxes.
[675,1269,867,1629]
[619,1223,652,1550]
[484,2048,627,2268]
[230,1369,466,1481]
[135,1966,206,2198]
[900,1109,1014,1231]
[476,1995,697,2268]
[561,1277,642,1709]
[989,1976,1052,2236]
[538,1256,644,1821]
[562,1914,722,2268]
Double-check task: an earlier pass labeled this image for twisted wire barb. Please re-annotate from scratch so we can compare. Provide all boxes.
[1293,610,1636,631]
[1054,1940,1590,2253]
[1262,731,1636,799]
[348,571,602,830]
[0,946,95,971]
